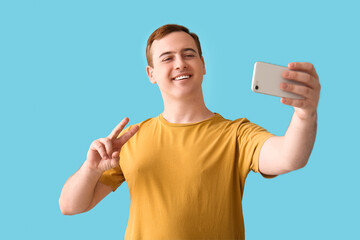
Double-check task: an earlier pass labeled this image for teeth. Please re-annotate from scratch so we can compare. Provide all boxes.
[174,75,190,80]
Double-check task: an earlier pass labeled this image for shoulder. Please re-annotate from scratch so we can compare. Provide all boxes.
[213,113,250,129]
[115,116,156,138]
[206,114,251,137]
[135,116,156,127]
[214,114,269,137]
[121,116,159,136]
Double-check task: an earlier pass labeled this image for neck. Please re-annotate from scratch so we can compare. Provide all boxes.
[161,89,214,124]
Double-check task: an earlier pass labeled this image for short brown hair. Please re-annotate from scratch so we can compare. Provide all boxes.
[146,24,203,67]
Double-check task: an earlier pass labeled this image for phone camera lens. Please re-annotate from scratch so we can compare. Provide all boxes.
[255,85,259,90]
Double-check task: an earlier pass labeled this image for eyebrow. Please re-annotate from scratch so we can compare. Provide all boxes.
[158,48,197,59]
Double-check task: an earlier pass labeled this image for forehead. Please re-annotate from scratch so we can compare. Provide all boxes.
[151,31,197,56]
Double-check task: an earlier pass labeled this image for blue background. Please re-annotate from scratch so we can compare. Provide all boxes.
[1,0,359,239]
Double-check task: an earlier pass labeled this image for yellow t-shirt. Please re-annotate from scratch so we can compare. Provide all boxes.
[99,113,274,240]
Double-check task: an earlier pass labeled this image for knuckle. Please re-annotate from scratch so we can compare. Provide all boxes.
[284,98,291,105]
[92,140,101,147]
[97,142,104,150]
[297,101,304,108]
[303,87,310,95]
[97,147,105,155]
[316,81,321,87]
[305,62,313,70]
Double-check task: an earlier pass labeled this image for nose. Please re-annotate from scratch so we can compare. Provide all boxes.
[174,56,187,70]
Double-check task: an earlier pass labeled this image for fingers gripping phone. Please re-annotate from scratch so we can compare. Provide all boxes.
[251,61,304,99]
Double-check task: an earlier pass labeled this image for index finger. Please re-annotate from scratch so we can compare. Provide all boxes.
[288,62,319,79]
[108,117,130,140]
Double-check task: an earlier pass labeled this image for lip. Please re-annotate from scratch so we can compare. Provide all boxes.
[171,73,193,81]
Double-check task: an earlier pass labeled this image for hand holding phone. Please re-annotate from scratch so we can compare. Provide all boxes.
[251,61,305,99]
[251,61,321,121]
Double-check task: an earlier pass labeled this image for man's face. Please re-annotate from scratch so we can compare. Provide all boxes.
[146,31,206,100]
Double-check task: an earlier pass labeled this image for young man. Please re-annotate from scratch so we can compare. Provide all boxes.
[59,24,320,239]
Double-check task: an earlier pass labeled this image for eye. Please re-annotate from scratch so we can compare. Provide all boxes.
[162,57,172,62]
[185,54,195,58]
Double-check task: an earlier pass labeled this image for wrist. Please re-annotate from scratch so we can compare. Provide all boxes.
[81,161,104,178]
[291,110,318,132]
[294,109,318,122]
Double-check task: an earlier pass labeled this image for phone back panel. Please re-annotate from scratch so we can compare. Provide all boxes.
[251,62,304,99]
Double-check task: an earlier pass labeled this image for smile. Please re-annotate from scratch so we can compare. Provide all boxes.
[172,75,192,81]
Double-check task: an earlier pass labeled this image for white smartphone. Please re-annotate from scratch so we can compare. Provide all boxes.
[251,61,304,99]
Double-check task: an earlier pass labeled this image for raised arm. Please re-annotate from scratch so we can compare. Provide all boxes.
[59,117,139,215]
[259,62,321,176]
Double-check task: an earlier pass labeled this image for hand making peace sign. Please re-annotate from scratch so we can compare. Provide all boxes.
[85,117,139,173]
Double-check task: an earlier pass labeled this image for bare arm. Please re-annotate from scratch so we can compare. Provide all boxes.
[259,62,320,175]
[59,162,112,215]
[59,117,139,215]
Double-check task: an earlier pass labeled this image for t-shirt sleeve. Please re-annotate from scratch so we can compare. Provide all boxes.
[236,119,275,179]
[99,166,125,192]
[98,125,132,191]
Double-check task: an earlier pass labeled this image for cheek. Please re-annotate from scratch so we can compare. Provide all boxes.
[154,66,171,79]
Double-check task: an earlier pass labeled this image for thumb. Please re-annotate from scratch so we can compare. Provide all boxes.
[111,151,120,159]
[110,151,120,168]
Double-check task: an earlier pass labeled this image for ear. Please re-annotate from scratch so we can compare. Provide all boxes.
[201,57,206,75]
[146,66,156,84]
